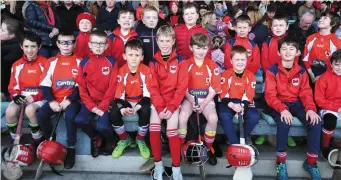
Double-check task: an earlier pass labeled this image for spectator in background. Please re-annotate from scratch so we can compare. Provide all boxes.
[89,1,105,18]
[198,3,209,18]
[55,0,84,33]
[74,0,89,12]
[262,3,276,29]
[215,1,227,17]
[1,0,25,21]
[1,18,23,98]
[336,23,341,40]
[25,1,60,58]
[211,36,225,73]
[201,11,217,39]
[135,0,148,21]
[286,0,302,20]
[316,1,330,20]
[96,0,119,33]
[247,8,269,49]
[274,0,288,16]
[116,0,134,11]
[167,1,180,27]
[298,1,316,20]
[288,11,316,63]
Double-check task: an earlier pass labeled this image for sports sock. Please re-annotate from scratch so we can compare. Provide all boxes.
[113,125,128,141]
[29,122,43,140]
[322,128,334,148]
[178,129,187,144]
[306,152,318,165]
[276,151,287,164]
[167,129,181,167]
[136,125,149,141]
[7,122,17,139]
[204,131,216,150]
[150,123,161,162]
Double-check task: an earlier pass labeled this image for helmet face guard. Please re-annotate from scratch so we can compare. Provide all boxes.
[181,141,208,165]
[329,149,341,168]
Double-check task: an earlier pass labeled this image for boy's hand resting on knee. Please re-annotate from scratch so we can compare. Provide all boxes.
[120,107,133,116]
[25,96,34,103]
[280,110,293,125]
[133,105,142,114]
[306,110,321,125]
[195,102,208,113]
[92,107,104,116]
[228,102,243,113]
[163,109,173,120]
[60,99,71,110]
[50,101,62,112]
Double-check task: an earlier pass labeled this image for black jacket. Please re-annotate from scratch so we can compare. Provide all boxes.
[288,21,316,54]
[96,6,120,31]
[249,21,269,50]
[55,4,84,33]
[25,2,60,47]
[1,38,23,95]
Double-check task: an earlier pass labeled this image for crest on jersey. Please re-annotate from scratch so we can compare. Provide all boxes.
[102,67,110,75]
[248,33,255,40]
[214,68,219,76]
[292,78,299,86]
[170,65,177,74]
[72,69,78,76]
[325,51,331,57]
[247,49,252,56]
[221,77,225,84]
[117,75,122,82]
[205,78,210,84]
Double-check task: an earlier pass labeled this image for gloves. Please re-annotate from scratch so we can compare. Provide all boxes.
[13,95,26,105]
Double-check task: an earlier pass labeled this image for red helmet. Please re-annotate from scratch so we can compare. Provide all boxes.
[226,144,259,167]
[37,141,67,165]
[181,140,208,165]
[14,144,35,166]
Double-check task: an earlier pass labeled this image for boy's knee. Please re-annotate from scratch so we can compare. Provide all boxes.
[25,105,37,118]
[6,106,19,121]
[323,113,337,130]
[207,114,218,124]
[74,115,89,125]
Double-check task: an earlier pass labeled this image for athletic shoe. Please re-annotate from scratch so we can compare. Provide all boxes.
[321,147,331,161]
[101,143,116,156]
[287,136,296,147]
[255,135,265,145]
[303,161,321,180]
[151,161,164,180]
[171,166,183,180]
[112,137,131,158]
[137,140,150,159]
[64,148,76,169]
[207,148,217,165]
[140,157,155,172]
[91,137,102,158]
[276,163,288,180]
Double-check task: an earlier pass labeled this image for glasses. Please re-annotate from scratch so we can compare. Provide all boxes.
[90,41,107,47]
[57,40,75,45]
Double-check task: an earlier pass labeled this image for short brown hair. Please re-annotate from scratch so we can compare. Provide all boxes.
[156,25,175,39]
[278,36,299,52]
[90,29,108,42]
[124,39,144,55]
[320,10,340,33]
[142,6,158,18]
[190,33,209,48]
[331,49,341,64]
[118,9,135,19]
[271,14,288,25]
[230,45,248,59]
[236,15,251,25]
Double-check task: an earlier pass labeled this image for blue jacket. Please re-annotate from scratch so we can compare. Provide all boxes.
[96,6,119,31]
[136,22,159,65]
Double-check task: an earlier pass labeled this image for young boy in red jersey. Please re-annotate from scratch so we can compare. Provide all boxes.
[75,30,118,158]
[315,50,341,160]
[218,45,259,145]
[265,37,322,179]
[148,25,187,180]
[303,10,341,83]
[178,33,221,165]
[110,40,151,159]
[74,12,96,59]
[38,32,81,169]
[6,34,46,148]
[224,15,260,74]
[108,10,138,68]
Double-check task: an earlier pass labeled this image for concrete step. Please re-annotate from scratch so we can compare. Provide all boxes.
[1,144,333,179]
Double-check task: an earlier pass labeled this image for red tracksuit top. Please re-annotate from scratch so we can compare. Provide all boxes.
[40,54,80,103]
[265,63,317,113]
[115,63,152,103]
[219,69,256,103]
[185,57,221,98]
[74,32,92,59]
[224,36,260,74]
[8,55,46,101]
[77,54,118,112]
[149,50,188,114]
[261,34,299,71]
[303,32,341,70]
[314,70,341,112]
[108,27,139,68]
[174,24,208,59]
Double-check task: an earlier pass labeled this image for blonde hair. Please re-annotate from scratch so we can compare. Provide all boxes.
[247,9,263,25]
[156,25,175,39]
[201,11,215,27]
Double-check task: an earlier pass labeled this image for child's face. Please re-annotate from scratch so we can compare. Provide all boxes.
[171,4,178,14]
[118,12,135,30]
[57,35,75,55]
[199,9,208,17]
[216,3,223,10]
[209,14,217,26]
[106,0,115,8]
[142,11,159,28]
[235,22,251,37]
[271,19,288,37]
[123,47,144,68]
[279,43,299,62]
[79,19,92,32]
[190,45,209,60]
[231,53,247,72]
[89,36,108,55]
[332,61,341,75]
[0,23,14,41]
[21,40,40,60]
[140,1,147,7]
[267,11,275,19]
[157,35,175,54]
[183,7,199,26]
[318,15,332,30]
